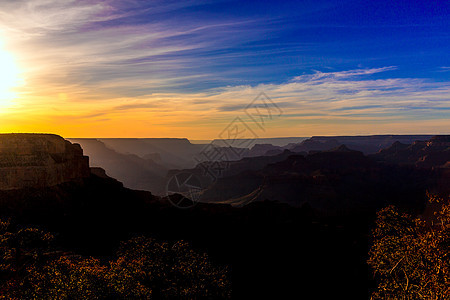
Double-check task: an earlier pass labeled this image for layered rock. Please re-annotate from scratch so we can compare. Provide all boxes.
[288,135,434,154]
[0,134,89,190]
[371,135,450,168]
[67,138,167,194]
[197,147,428,214]
[244,144,283,157]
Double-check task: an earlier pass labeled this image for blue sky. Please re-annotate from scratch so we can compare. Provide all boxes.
[0,0,448,137]
[87,0,449,90]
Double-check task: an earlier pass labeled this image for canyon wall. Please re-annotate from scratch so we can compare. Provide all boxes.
[0,134,90,190]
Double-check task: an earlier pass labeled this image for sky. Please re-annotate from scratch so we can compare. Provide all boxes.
[0,0,448,139]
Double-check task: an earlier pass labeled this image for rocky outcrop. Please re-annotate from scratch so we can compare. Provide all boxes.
[67,138,168,194]
[289,138,340,153]
[371,135,450,168]
[0,134,90,190]
[198,148,429,215]
[288,135,434,154]
[244,144,283,157]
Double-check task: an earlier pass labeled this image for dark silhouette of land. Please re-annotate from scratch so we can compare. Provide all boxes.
[0,133,448,299]
[70,134,436,195]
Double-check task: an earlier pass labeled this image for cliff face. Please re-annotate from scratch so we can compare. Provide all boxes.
[0,134,90,190]
[371,135,450,168]
[182,144,432,215]
[289,135,434,154]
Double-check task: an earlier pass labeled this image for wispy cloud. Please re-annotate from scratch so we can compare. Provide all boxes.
[291,66,398,82]
[0,1,448,137]
[0,0,273,104]
[43,67,449,127]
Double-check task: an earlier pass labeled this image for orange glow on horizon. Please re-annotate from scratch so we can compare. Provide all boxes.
[0,37,448,140]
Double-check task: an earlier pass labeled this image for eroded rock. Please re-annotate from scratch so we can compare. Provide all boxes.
[0,134,89,190]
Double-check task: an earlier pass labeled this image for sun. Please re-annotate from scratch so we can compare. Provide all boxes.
[0,40,22,107]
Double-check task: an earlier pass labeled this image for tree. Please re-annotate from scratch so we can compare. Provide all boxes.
[0,219,54,299]
[24,256,113,299]
[110,236,231,299]
[368,194,450,299]
[0,224,231,299]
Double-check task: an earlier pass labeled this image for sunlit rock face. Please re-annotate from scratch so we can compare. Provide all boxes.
[0,134,89,190]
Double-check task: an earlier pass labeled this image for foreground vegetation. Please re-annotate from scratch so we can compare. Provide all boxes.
[369,194,450,299]
[0,222,230,299]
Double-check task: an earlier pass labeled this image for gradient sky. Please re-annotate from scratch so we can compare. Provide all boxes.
[0,0,448,139]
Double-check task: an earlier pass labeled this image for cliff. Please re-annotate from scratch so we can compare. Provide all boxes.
[289,135,434,154]
[67,138,167,194]
[0,134,90,190]
[371,135,450,168]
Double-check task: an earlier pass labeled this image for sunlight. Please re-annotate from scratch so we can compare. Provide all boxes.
[0,39,22,108]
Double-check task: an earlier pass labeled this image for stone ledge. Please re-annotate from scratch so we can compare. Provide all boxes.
[0,134,90,190]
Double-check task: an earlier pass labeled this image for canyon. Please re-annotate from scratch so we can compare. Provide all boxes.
[0,134,90,190]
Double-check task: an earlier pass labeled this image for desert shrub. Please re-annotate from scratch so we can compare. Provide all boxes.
[0,226,231,299]
[110,236,231,299]
[368,194,450,299]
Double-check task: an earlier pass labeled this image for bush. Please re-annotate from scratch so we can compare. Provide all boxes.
[368,194,450,299]
[0,225,231,299]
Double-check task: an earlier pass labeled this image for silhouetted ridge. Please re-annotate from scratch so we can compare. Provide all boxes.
[372,135,450,168]
[0,133,444,300]
[68,138,168,194]
[385,141,409,151]
[288,135,434,154]
[327,144,357,153]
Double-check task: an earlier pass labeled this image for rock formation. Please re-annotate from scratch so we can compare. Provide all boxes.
[288,135,434,154]
[371,135,450,168]
[0,134,90,190]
